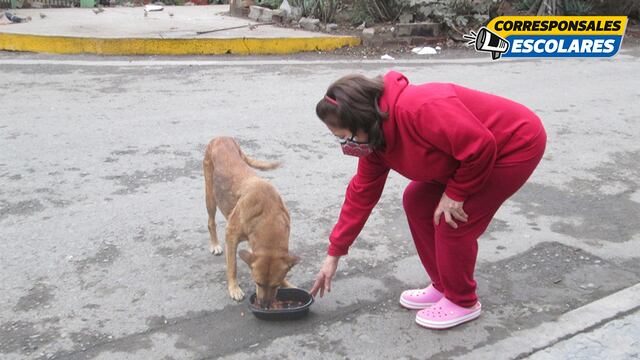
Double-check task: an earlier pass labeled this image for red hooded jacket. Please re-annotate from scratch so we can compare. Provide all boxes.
[328,71,545,256]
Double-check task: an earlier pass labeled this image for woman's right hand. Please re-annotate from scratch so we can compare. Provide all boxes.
[309,255,340,298]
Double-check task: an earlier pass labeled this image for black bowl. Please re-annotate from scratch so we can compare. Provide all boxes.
[248,288,314,320]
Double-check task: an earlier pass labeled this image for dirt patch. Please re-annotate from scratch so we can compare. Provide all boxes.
[13,281,56,312]
[102,159,201,195]
[0,199,45,219]
[0,318,60,356]
[511,150,640,243]
[75,243,122,274]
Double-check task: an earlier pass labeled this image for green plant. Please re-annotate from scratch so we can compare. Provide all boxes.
[515,0,538,11]
[256,0,282,9]
[317,0,339,23]
[475,0,503,18]
[289,0,317,15]
[361,0,403,22]
[343,0,375,25]
[592,0,639,16]
[289,0,341,23]
[451,0,474,15]
[563,0,594,15]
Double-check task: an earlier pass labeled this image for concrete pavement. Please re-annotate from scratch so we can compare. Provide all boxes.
[1,48,639,359]
[460,283,640,359]
[528,310,640,360]
[0,5,360,54]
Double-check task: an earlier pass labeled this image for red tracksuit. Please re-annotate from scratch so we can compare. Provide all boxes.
[328,71,546,307]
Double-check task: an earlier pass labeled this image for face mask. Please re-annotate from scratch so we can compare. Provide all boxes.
[338,135,373,157]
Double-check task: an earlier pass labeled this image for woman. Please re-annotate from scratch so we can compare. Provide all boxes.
[309,71,546,329]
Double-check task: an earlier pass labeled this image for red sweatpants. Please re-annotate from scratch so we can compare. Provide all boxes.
[402,132,547,307]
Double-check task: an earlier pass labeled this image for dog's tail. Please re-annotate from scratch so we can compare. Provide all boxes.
[238,144,280,171]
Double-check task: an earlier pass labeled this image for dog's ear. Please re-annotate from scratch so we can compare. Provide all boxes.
[287,255,300,269]
[238,249,255,266]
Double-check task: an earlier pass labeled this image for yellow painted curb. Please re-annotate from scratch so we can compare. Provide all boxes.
[0,32,361,55]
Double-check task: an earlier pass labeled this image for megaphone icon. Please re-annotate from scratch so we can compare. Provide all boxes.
[463,27,509,60]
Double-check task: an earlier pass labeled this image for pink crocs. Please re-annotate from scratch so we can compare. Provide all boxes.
[399,284,444,310]
[415,297,481,329]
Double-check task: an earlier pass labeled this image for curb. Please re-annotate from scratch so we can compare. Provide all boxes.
[455,282,640,360]
[0,32,361,55]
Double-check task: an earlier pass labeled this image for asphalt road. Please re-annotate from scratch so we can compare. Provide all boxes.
[1,47,639,359]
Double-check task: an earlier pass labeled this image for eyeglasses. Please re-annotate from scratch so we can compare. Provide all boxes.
[334,134,353,144]
[334,134,369,145]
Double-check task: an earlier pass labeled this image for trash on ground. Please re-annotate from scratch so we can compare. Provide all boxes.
[279,0,292,16]
[380,54,395,60]
[579,283,596,290]
[4,12,32,23]
[411,46,438,55]
[144,4,164,12]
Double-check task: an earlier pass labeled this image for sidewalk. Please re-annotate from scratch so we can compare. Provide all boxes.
[0,5,360,55]
[528,310,640,360]
[459,283,640,360]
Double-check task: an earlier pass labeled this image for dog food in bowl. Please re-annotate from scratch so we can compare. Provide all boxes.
[252,299,305,309]
[248,288,313,320]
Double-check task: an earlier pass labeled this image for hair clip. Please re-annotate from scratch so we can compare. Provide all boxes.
[324,95,338,106]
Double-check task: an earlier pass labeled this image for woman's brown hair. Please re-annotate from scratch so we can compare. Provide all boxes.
[316,74,388,151]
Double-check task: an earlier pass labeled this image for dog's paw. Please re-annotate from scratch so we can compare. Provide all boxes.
[209,244,223,256]
[228,286,245,301]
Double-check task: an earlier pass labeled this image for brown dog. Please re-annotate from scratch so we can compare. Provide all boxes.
[203,137,299,306]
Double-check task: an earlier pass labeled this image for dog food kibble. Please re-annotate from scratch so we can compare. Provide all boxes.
[271,300,304,309]
[252,299,304,310]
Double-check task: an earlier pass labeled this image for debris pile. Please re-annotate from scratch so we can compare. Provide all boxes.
[3,11,32,23]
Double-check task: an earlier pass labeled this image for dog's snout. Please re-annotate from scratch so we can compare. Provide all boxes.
[257,296,274,309]
[257,290,277,309]
[260,300,273,309]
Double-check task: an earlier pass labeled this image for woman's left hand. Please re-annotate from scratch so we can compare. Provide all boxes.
[434,193,468,229]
